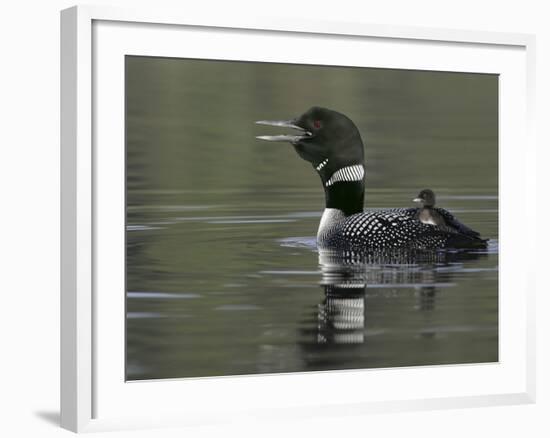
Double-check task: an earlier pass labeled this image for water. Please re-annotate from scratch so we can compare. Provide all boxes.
[125,57,498,380]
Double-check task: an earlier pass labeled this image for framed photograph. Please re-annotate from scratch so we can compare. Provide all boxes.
[61,5,536,433]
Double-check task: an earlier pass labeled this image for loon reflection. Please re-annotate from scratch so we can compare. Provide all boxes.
[303,247,488,356]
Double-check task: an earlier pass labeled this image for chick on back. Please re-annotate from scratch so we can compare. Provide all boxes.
[413,189,445,227]
[412,189,484,242]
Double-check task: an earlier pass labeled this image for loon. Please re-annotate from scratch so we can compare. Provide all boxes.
[413,189,484,238]
[413,189,446,227]
[256,107,487,250]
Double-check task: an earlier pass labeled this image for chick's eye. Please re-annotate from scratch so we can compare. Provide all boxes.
[313,120,321,129]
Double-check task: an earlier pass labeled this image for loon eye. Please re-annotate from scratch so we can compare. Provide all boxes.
[313,120,321,129]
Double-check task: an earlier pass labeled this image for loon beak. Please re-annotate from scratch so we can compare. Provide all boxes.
[255,119,312,143]
[412,198,423,203]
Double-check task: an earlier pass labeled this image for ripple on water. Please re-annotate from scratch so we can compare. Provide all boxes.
[127,312,164,319]
[127,291,201,299]
[127,224,163,232]
[278,237,499,255]
[438,195,498,200]
[278,236,318,250]
[127,312,191,319]
[215,304,262,311]
[260,270,320,275]
[207,219,296,224]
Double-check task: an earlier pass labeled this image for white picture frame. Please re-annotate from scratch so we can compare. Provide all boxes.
[60,4,536,433]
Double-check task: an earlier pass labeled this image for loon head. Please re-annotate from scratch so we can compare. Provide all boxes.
[413,189,436,208]
[256,107,365,183]
[256,107,365,216]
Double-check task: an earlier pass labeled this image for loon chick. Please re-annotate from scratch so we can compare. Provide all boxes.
[413,189,445,227]
[256,107,487,250]
[413,189,483,238]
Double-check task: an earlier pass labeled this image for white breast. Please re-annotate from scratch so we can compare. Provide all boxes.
[317,208,346,242]
[420,217,438,226]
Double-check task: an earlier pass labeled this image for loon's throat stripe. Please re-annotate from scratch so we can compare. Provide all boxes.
[325,164,365,187]
[316,158,329,171]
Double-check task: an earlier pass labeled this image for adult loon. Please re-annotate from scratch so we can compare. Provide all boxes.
[256,107,487,250]
[413,189,483,238]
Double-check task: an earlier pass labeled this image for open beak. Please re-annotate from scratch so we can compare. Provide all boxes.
[255,119,312,143]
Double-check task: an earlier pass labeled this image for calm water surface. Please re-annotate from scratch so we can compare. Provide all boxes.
[126,190,498,380]
[126,57,498,380]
